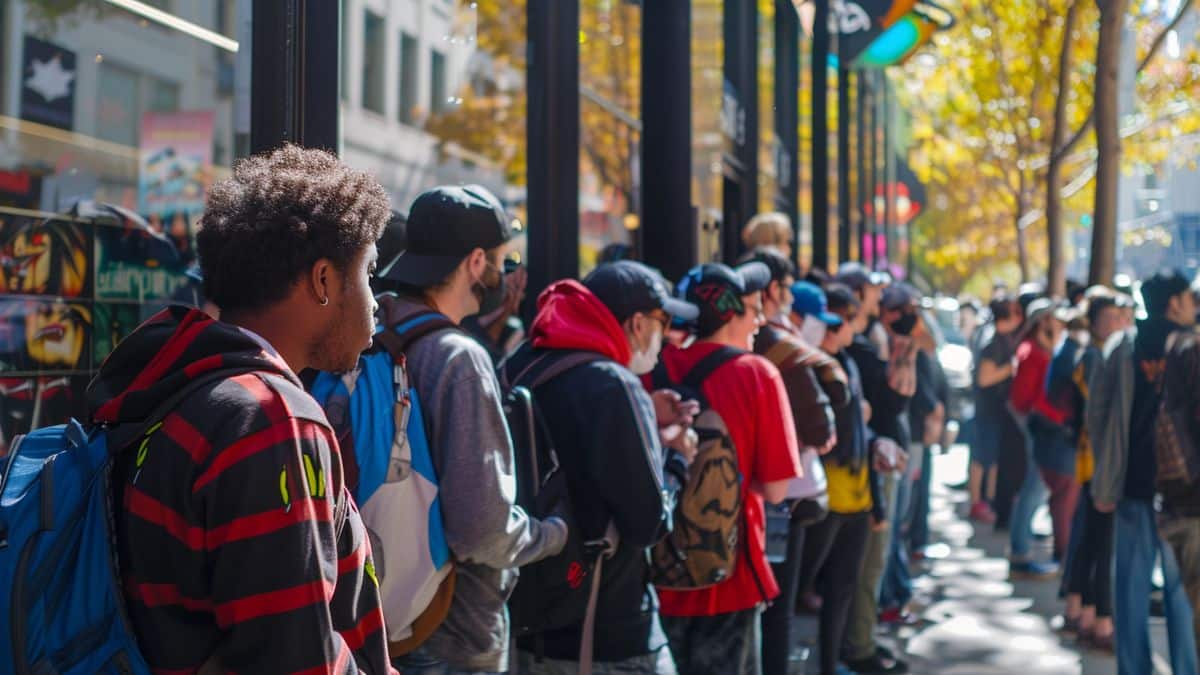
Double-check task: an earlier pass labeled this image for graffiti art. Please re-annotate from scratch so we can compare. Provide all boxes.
[0,213,91,297]
[0,297,92,373]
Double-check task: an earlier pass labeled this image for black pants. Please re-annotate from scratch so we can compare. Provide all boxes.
[993,421,1028,530]
[1067,482,1115,617]
[662,607,761,675]
[762,514,807,675]
[798,511,872,675]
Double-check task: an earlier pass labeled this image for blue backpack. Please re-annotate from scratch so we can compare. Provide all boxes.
[0,374,232,674]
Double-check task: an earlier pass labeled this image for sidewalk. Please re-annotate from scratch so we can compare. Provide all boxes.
[792,445,1175,674]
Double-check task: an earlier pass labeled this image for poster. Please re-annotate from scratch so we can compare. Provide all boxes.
[93,302,141,367]
[20,35,77,131]
[0,376,88,454]
[94,216,189,302]
[138,111,215,217]
[0,297,92,374]
[0,212,92,298]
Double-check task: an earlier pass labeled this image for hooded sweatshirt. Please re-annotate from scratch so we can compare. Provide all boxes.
[509,281,671,662]
[88,307,392,674]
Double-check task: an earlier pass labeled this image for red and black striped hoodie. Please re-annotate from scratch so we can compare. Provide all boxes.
[87,307,394,674]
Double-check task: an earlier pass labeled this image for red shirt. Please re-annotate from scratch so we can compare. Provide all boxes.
[650,342,803,616]
[1011,338,1068,425]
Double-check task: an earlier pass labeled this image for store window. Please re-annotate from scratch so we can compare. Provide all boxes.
[757,0,777,217]
[578,0,641,276]
[797,17,813,272]
[692,0,724,264]
[362,9,386,115]
[0,0,251,444]
[341,0,529,258]
[398,32,418,124]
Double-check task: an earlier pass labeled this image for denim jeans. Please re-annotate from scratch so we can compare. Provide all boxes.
[1009,435,1048,559]
[1114,499,1198,675]
[880,455,916,610]
[908,445,934,553]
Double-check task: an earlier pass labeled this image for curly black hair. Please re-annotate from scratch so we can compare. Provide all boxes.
[197,144,390,314]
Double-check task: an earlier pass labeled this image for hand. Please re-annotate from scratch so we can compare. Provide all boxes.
[873,438,903,472]
[862,399,873,424]
[662,426,699,466]
[871,516,889,533]
[652,389,700,429]
[818,434,837,456]
[1095,500,1117,513]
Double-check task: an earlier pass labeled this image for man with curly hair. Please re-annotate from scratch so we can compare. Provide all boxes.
[87,145,395,673]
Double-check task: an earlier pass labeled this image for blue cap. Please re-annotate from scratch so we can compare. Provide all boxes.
[791,281,843,327]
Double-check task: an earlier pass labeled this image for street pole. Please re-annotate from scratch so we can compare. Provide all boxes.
[811,0,830,271]
[856,70,868,263]
[837,63,851,266]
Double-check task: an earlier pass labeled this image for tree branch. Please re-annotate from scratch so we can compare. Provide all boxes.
[1055,0,1194,160]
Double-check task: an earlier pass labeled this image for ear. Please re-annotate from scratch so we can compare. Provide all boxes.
[309,258,337,305]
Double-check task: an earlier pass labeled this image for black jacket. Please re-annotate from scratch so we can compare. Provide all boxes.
[505,341,672,662]
[848,333,913,450]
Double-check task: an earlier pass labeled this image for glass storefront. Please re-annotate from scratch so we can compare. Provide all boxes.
[339,0,529,260]
[692,0,723,264]
[0,0,249,445]
[578,0,641,276]
[757,0,777,217]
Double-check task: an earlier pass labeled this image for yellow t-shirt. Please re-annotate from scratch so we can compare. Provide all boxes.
[824,460,872,514]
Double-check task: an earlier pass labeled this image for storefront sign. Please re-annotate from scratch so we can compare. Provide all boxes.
[20,36,77,131]
[138,111,215,217]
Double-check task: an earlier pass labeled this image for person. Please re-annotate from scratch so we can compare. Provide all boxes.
[1050,289,1128,650]
[874,285,922,627]
[1159,292,1200,651]
[88,145,394,672]
[740,250,843,675]
[904,309,950,563]
[741,212,794,259]
[374,185,569,673]
[1091,269,1199,675]
[652,262,804,675]
[462,260,528,364]
[796,283,880,675]
[504,261,700,674]
[839,275,911,675]
[1008,299,1072,576]
[971,295,1024,527]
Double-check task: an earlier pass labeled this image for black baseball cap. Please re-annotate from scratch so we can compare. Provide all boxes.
[380,185,512,287]
[835,262,889,292]
[737,247,795,283]
[584,261,699,323]
[678,262,772,331]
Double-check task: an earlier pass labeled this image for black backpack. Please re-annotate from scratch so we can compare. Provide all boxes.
[498,348,618,665]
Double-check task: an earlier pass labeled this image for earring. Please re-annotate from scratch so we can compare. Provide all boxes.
[320,297,329,306]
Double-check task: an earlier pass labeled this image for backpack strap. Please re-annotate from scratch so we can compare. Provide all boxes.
[681,346,746,391]
[375,310,458,360]
[579,521,620,675]
[504,350,608,392]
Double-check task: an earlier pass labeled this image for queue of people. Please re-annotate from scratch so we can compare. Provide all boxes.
[8,145,1200,675]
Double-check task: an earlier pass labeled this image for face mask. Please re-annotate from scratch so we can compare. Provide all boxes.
[892,312,918,336]
[800,314,827,347]
[472,262,506,316]
[629,325,663,376]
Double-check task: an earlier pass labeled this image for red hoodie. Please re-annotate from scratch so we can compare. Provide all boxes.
[530,279,632,365]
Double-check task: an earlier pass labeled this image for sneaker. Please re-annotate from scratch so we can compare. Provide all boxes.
[969,501,997,524]
[1010,559,1060,578]
[835,665,861,675]
[879,607,921,626]
[844,653,909,674]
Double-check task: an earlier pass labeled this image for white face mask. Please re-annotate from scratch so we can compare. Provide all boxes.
[629,326,663,375]
[799,314,828,347]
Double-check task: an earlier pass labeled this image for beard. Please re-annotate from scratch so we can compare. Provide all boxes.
[307,303,363,374]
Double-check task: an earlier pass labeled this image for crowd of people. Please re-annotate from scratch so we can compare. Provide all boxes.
[28,145,1200,675]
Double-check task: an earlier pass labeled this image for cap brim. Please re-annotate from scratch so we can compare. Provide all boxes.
[819,312,844,327]
[379,251,466,286]
[662,296,700,322]
[737,262,773,294]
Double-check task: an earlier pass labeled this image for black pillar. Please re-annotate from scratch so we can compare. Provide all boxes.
[526,0,580,314]
[642,2,694,282]
[810,0,830,271]
[868,70,879,269]
[837,64,851,265]
[722,0,759,263]
[882,76,893,270]
[775,1,800,245]
[251,0,340,154]
[856,71,868,262]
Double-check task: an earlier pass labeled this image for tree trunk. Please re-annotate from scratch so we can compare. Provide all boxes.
[1046,0,1079,297]
[1090,0,1128,287]
[1016,170,1031,283]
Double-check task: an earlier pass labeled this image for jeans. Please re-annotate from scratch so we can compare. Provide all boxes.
[1114,499,1198,675]
[908,445,934,553]
[799,511,872,675]
[1010,436,1048,560]
[1160,514,1200,653]
[1039,467,1080,561]
[880,458,915,610]
[1065,483,1114,617]
[762,513,807,675]
[662,608,762,675]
